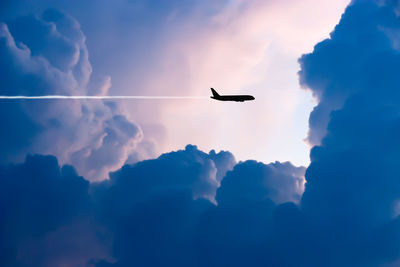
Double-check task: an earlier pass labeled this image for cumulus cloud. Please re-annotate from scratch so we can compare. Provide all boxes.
[93,145,236,216]
[195,161,305,267]
[93,152,304,267]
[216,160,305,206]
[299,0,400,145]
[297,0,400,265]
[0,145,307,266]
[0,9,142,180]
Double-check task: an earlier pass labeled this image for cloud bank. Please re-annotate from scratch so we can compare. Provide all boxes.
[3,0,400,266]
[0,146,305,266]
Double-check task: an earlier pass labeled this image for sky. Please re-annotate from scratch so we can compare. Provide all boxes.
[4,0,400,266]
[0,0,350,176]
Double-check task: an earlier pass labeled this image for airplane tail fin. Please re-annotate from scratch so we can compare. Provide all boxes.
[211,88,220,97]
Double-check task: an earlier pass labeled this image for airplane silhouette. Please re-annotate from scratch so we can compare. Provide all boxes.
[210,88,255,102]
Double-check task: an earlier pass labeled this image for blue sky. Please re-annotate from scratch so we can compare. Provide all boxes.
[3,0,400,266]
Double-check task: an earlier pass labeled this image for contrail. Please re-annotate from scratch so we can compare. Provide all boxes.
[0,95,208,100]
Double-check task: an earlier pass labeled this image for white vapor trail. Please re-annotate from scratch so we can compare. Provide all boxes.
[0,95,208,100]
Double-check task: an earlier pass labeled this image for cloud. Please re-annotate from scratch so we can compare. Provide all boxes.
[194,161,305,267]
[297,0,400,264]
[93,145,236,219]
[0,145,307,266]
[299,0,400,145]
[300,0,400,225]
[91,146,303,267]
[90,145,237,266]
[0,155,108,266]
[0,9,142,180]
[216,160,305,206]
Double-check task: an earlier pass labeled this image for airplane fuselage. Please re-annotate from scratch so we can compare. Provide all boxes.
[210,88,255,102]
[211,95,255,102]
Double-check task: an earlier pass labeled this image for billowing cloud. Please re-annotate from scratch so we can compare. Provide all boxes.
[216,160,305,206]
[0,145,306,266]
[93,145,236,219]
[0,9,142,180]
[297,0,400,264]
[299,0,400,146]
[92,147,304,267]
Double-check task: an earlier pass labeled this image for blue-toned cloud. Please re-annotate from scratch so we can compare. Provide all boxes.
[0,145,306,266]
[0,9,142,180]
[0,155,109,266]
[299,0,400,145]
[92,145,235,224]
[91,146,302,267]
[297,0,400,265]
[216,160,305,206]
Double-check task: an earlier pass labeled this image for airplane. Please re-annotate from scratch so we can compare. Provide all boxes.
[210,88,255,102]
